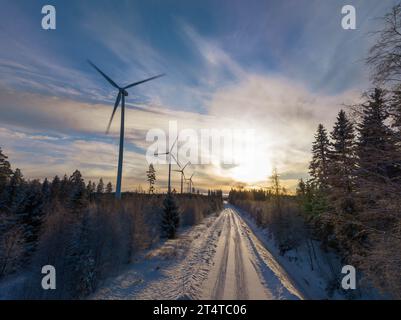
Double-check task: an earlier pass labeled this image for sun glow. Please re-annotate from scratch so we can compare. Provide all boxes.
[227,140,272,184]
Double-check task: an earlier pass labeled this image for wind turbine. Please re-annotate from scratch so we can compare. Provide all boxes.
[154,136,179,193]
[173,161,190,194]
[187,172,195,194]
[88,60,164,199]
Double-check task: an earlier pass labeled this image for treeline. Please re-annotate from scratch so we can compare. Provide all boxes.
[228,171,306,259]
[0,149,223,298]
[0,154,114,277]
[295,3,401,297]
[297,88,401,297]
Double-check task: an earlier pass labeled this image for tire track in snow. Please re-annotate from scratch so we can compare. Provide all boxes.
[232,210,249,300]
[211,212,231,299]
[233,209,303,300]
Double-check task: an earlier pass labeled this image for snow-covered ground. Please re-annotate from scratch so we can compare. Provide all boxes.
[92,205,304,300]
[234,204,382,300]
[1,203,380,300]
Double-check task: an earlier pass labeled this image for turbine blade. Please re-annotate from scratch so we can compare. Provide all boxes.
[183,161,190,171]
[88,60,120,89]
[106,92,121,134]
[123,74,165,90]
[170,153,180,167]
[170,135,178,153]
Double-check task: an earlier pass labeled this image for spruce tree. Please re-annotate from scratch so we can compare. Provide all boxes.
[328,110,357,214]
[357,88,398,183]
[2,168,24,213]
[0,148,13,195]
[42,178,51,204]
[106,182,113,193]
[96,178,104,193]
[307,124,330,217]
[161,193,180,239]
[309,124,330,190]
[146,164,156,194]
[50,175,61,200]
[17,180,45,259]
[68,170,87,213]
[59,174,70,203]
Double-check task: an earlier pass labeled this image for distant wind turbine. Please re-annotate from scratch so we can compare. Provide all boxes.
[154,136,179,193]
[173,161,190,194]
[187,172,195,194]
[88,60,164,199]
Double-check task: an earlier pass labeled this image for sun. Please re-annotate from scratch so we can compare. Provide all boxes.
[228,148,272,184]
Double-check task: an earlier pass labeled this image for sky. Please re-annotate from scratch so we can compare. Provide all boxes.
[0,0,398,192]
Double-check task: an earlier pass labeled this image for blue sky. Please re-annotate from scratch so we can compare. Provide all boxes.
[0,0,398,191]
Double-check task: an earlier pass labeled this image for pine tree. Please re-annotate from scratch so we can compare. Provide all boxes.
[146,164,156,194]
[357,88,398,183]
[2,168,25,212]
[0,221,24,277]
[50,175,61,200]
[59,174,70,202]
[296,179,306,196]
[328,110,357,215]
[96,178,104,193]
[17,180,45,259]
[68,170,87,213]
[161,193,180,239]
[70,212,96,298]
[309,124,330,190]
[307,125,331,217]
[86,181,95,201]
[86,181,94,194]
[270,168,282,211]
[106,182,113,193]
[42,178,51,204]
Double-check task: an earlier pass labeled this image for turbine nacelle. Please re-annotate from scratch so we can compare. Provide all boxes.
[121,89,129,97]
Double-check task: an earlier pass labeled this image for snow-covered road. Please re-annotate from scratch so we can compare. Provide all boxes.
[92,205,304,300]
[200,207,302,299]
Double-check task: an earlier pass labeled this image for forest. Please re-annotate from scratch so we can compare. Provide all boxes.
[0,158,223,299]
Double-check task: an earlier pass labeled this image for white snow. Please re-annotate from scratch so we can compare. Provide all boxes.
[234,205,382,300]
[92,205,304,300]
[200,207,302,300]
[0,204,383,300]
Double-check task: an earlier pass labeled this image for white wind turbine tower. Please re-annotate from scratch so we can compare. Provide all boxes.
[88,60,164,199]
[154,136,179,194]
[173,161,190,194]
[187,172,195,194]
